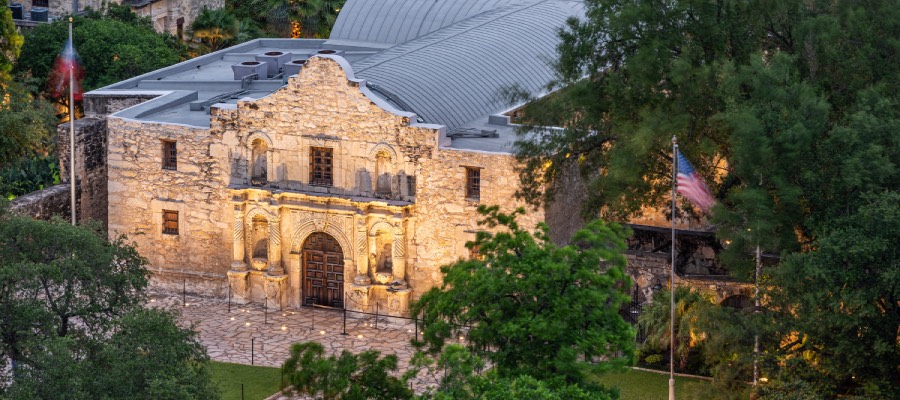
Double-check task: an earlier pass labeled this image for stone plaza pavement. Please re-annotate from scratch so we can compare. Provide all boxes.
[149,291,443,397]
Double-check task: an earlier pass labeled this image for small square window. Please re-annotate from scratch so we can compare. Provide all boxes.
[162,210,179,235]
[162,140,177,171]
[465,167,481,200]
[309,147,333,186]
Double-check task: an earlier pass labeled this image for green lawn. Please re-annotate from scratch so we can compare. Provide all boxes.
[594,369,716,400]
[209,361,283,400]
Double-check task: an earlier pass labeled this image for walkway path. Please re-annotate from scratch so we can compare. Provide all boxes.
[149,291,442,397]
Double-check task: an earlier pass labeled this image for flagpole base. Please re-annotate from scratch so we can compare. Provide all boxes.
[669,378,675,400]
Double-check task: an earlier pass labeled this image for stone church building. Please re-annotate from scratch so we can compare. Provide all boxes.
[59,0,750,317]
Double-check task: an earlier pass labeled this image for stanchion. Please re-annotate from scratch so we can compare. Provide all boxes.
[265,297,268,325]
[375,302,379,330]
[241,383,244,400]
[341,294,348,335]
[251,337,255,365]
[182,278,186,307]
[414,312,418,341]
[228,281,231,313]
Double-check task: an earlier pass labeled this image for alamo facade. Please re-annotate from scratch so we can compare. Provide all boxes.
[50,0,750,318]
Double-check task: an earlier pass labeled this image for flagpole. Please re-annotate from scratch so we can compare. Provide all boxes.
[670,135,677,400]
[68,17,76,226]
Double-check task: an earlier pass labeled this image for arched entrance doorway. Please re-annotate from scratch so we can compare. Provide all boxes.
[302,232,345,308]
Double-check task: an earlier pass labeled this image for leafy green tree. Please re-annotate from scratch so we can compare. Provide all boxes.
[637,287,713,372]
[0,6,23,83]
[0,156,60,199]
[14,15,180,99]
[758,192,900,398]
[0,214,219,399]
[234,0,344,38]
[514,1,898,396]
[283,341,413,400]
[412,206,634,385]
[0,83,57,167]
[5,309,219,400]
[191,7,263,53]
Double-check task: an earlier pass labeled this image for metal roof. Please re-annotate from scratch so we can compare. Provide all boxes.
[330,0,528,46]
[350,0,584,131]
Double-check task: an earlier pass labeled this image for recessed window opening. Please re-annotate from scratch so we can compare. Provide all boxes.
[310,147,333,186]
[162,210,179,235]
[162,140,177,171]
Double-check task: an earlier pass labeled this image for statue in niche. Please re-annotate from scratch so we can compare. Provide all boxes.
[376,243,392,272]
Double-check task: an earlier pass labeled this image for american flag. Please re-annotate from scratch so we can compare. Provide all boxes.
[676,149,715,211]
[48,37,84,101]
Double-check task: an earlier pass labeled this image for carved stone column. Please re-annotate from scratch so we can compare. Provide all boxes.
[354,227,371,285]
[267,216,284,276]
[231,206,247,271]
[392,233,406,283]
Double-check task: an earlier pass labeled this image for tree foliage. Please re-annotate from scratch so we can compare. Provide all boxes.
[14,14,181,99]
[0,83,57,167]
[759,192,900,397]
[191,7,263,53]
[411,206,634,385]
[637,287,714,371]
[0,6,23,83]
[283,341,412,400]
[517,0,899,397]
[0,214,219,399]
[229,0,345,38]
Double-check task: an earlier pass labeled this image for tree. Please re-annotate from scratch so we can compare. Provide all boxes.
[411,206,634,385]
[191,7,262,53]
[0,6,23,83]
[758,192,900,398]
[232,0,344,38]
[0,82,57,167]
[283,341,412,400]
[14,15,181,101]
[514,0,898,397]
[0,214,219,399]
[637,287,713,372]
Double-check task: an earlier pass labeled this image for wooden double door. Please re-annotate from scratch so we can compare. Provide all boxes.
[302,232,345,308]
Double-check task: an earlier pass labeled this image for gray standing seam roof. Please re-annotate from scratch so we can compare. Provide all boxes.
[330,0,530,45]
[348,0,584,131]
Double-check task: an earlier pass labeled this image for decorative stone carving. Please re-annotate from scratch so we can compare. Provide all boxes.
[267,216,284,276]
[227,269,250,304]
[231,206,247,271]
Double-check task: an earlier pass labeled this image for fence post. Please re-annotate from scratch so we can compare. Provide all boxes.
[341,293,348,335]
[241,383,244,400]
[251,337,255,365]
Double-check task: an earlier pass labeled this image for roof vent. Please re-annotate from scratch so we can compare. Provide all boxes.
[254,51,291,78]
[316,49,345,57]
[231,61,267,81]
[282,59,307,77]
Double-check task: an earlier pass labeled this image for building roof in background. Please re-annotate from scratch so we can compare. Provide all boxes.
[330,0,526,46]
[89,0,585,154]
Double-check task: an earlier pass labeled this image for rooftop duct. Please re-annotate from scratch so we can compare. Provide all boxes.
[254,51,291,78]
[231,61,267,81]
[282,59,307,77]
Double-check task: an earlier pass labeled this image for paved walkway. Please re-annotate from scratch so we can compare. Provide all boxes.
[149,291,440,397]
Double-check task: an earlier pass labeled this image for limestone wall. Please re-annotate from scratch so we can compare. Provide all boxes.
[9,183,74,220]
[106,117,233,287]
[410,148,544,294]
[57,117,108,226]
